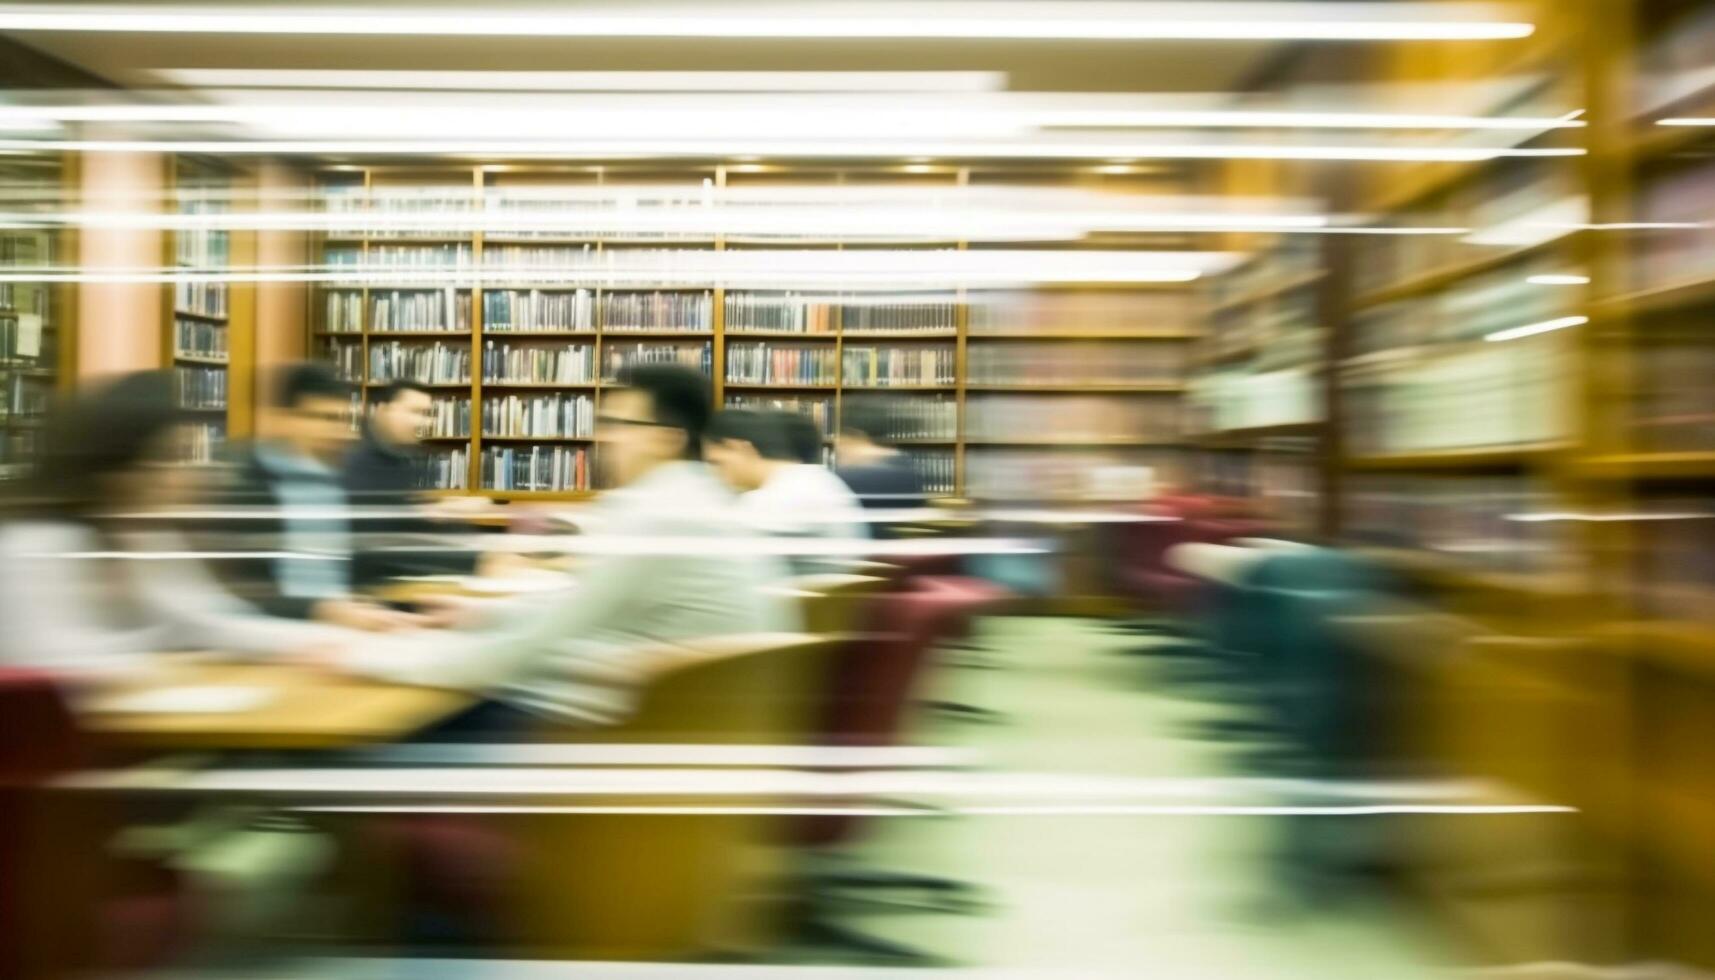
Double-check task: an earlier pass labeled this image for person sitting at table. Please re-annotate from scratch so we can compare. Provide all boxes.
[341,378,498,587]
[0,372,358,678]
[205,362,427,632]
[367,365,798,734]
[834,401,928,522]
[703,408,866,573]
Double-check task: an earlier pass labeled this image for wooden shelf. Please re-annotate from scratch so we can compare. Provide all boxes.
[364,381,470,389]
[479,284,600,293]
[420,435,472,442]
[367,331,472,338]
[969,331,1200,341]
[173,309,229,323]
[724,332,839,340]
[723,382,838,391]
[839,332,957,340]
[1344,444,1567,472]
[483,330,598,337]
[480,380,598,389]
[1352,239,1566,310]
[965,383,1184,393]
[1211,270,1324,313]
[478,435,595,443]
[172,353,230,366]
[449,488,597,501]
[964,438,1175,447]
[1598,274,1715,317]
[842,384,955,391]
[1579,452,1715,481]
[602,330,714,338]
[1194,422,1323,446]
[177,405,228,414]
[312,331,364,338]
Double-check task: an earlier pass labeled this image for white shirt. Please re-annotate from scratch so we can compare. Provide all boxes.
[739,464,868,574]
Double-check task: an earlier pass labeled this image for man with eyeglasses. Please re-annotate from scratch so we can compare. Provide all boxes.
[206,362,427,631]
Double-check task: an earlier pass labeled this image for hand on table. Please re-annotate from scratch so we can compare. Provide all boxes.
[413,593,494,630]
[311,598,430,632]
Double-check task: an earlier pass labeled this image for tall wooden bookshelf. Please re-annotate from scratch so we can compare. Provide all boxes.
[309,163,1205,502]
[0,154,65,484]
[164,157,236,463]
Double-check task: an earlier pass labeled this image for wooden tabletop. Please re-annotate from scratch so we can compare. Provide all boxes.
[78,662,474,751]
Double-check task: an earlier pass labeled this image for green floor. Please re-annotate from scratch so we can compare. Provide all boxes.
[816,616,1453,977]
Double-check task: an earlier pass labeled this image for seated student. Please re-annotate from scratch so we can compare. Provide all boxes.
[780,411,827,466]
[373,366,797,732]
[342,379,494,586]
[0,372,356,678]
[208,363,424,631]
[704,408,867,570]
[834,402,928,525]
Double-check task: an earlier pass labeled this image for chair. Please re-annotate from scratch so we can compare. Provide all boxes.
[785,576,1010,964]
[0,669,199,979]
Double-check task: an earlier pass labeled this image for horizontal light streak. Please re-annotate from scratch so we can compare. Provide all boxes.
[1526,273,1590,285]
[1484,314,1587,342]
[0,3,1537,41]
[0,137,1587,162]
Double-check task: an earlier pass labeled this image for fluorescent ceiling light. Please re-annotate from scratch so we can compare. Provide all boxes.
[147,70,1010,93]
[1484,314,1587,342]
[0,3,1536,40]
[1526,274,1589,285]
[0,137,1586,162]
[1657,118,1715,126]
[0,103,1582,132]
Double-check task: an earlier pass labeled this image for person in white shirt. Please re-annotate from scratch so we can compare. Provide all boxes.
[703,409,868,573]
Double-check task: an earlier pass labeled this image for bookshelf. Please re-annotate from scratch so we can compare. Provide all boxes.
[165,157,235,464]
[310,164,1204,501]
[0,155,62,484]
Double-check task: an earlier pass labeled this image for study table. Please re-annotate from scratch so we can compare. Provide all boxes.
[77,662,473,751]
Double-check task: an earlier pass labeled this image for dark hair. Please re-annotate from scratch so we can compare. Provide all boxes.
[780,412,823,464]
[705,409,794,462]
[373,379,431,405]
[10,370,186,520]
[275,362,350,409]
[839,400,893,446]
[615,364,711,460]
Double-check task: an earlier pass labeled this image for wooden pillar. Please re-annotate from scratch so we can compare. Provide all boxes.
[74,151,165,379]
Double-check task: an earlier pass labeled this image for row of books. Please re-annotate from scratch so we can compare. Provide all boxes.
[1341,474,1559,573]
[841,298,959,334]
[1632,342,1715,453]
[175,421,225,464]
[1343,337,1570,455]
[4,374,49,416]
[846,395,957,440]
[174,318,228,359]
[324,291,363,333]
[842,346,955,387]
[174,206,229,269]
[1634,159,1715,291]
[1635,3,1715,117]
[966,290,1194,334]
[482,342,595,384]
[414,447,469,491]
[370,342,471,385]
[484,289,595,332]
[481,393,595,439]
[724,293,835,334]
[174,281,229,319]
[964,450,1164,502]
[1,312,49,363]
[1633,499,1715,627]
[370,290,473,333]
[723,395,836,437]
[1188,368,1319,434]
[905,450,956,496]
[964,394,1181,442]
[175,365,228,410]
[426,397,471,438]
[482,244,594,271]
[323,340,363,382]
[726,343,839,385]
[966,342,1186,386]
[603,291,714,332]
[366,244,475,271]
[602,342,713,381]
[481,445,590,491]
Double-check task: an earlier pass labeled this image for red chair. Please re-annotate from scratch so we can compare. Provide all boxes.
[0,670,199,979]
[791,575,1011,963]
